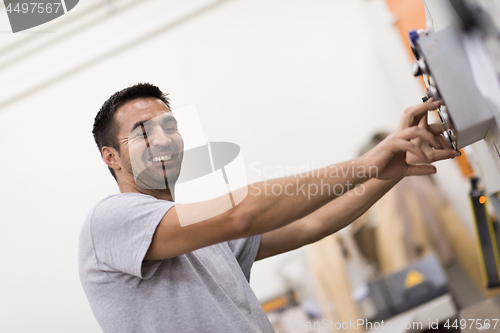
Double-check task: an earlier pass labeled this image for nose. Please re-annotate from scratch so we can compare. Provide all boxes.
[148,126,172,147]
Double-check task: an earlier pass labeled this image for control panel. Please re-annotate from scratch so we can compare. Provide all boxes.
[410,0,496,151]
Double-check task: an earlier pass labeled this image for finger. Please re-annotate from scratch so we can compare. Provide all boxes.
[409,99,440,128]
[437,135,450,149]
[392,139,428,163]
[405,164,437,176]
[396,127,442,149]
[427,124,452,149]
[398,99,441,129]
[428,123,446,135]
[427,148,461,162]
[418,108,428,130]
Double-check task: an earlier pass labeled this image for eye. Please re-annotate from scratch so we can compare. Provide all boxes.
[132,130,147,138]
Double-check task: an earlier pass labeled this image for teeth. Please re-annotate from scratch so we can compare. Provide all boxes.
[151,155,172,162]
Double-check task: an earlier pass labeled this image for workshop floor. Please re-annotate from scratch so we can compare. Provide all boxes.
[267,261,488,332]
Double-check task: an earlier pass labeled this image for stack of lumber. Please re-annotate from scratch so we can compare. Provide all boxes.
[307,175,500,331]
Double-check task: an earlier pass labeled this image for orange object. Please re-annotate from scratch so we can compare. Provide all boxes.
[260,291,297,313]
[261,295,288,313]
[455,149,475,178]
[384,0,426,63]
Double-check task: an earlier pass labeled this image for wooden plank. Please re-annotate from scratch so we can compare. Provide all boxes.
[404,185,435,260]
[395,178,419,261]
[374,188,408,274]
[409,176,454,265]
[308,242,340,332]
[308,235,364,333]
[352,214,379,267]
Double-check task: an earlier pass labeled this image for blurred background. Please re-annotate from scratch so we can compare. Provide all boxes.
[0,0,486,332]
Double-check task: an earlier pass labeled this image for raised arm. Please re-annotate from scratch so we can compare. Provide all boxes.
[254,100,461,260]
[145,99,457,260]
[145,157,371,260]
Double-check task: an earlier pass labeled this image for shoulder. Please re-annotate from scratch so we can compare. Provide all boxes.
[96,192,160,207]
[93,193,164,214]
[88,193,175,228]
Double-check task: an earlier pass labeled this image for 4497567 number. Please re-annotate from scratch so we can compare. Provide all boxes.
[6,2,62,14]
[444,318,499,330]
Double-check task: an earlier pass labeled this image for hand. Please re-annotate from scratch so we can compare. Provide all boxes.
[359,99,459,180]
[405,103,461,165]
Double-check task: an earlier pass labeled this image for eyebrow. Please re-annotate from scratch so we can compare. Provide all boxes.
[130,114,177,134]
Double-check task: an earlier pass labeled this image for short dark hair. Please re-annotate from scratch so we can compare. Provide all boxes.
[92,83,170,180]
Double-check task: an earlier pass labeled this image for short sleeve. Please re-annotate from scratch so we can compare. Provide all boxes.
[227,235,262,281]
[90,193,176,279]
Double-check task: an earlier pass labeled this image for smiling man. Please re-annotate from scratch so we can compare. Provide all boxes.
[78,83,459,333]
[121,104,183,192]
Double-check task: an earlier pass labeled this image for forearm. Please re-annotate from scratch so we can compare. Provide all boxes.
[254,176,401,260]
[301,176,401,243]
[235,158,372,236]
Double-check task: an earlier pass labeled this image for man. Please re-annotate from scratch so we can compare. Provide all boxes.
[79,83,459,332]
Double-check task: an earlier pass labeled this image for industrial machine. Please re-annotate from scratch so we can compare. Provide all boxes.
[409,0,500,330]
[410,0,500,289]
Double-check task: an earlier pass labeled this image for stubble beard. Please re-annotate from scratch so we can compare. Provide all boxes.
[127,154,182,192]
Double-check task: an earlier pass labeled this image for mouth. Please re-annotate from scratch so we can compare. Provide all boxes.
[149,154,173,162]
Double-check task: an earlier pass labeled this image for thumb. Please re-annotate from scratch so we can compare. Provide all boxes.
[404,164,437,176]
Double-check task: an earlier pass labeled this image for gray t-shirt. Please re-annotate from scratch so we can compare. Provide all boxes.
[78,193,274,333]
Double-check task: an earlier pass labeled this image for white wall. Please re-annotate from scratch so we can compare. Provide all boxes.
[0,0,471,332]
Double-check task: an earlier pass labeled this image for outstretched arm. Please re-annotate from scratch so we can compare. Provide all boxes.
[145,99,457,260]
[254,99,460,260]
[145,157,374,260]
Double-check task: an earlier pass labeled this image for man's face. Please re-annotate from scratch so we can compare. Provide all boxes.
[114,97,184,190]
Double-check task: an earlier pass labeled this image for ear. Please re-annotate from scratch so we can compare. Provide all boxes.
[102,146,121,173]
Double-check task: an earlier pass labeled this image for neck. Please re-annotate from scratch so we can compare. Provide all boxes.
[118,180,175,201]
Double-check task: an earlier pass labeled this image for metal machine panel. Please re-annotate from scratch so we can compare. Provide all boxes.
[417,26,493,149]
